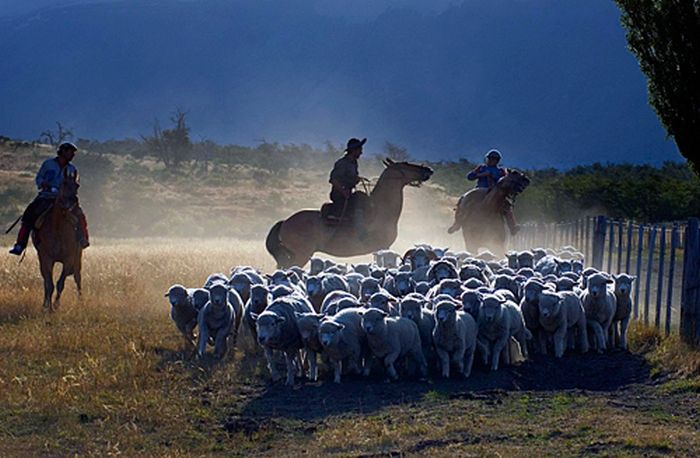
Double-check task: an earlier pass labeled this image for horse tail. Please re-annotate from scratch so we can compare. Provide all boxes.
[266,220,293,268]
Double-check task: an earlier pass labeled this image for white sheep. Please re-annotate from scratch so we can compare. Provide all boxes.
[432,300,478,378]
[318,307,369,383]
[360,308,427,381]
[537,290,589,357]
[611,274,635,350]
[477,294,531,371]
[581,273,617,353]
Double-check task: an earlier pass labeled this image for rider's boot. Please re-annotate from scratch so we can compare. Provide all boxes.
[9,224,30,256]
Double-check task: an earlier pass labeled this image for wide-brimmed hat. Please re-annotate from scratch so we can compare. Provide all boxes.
[345,137,367,152]
[485,149,502,161]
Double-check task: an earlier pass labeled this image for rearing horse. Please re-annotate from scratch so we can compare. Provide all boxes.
[452,169,530,257]
[33,169,83,311]
[266,158,433,268]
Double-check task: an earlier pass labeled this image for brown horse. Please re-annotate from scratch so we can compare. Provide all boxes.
[33,169,83,311]
[266,158,433,268]
[452,169,530,256]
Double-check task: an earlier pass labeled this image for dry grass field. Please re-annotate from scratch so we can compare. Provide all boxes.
[0,239,699,457]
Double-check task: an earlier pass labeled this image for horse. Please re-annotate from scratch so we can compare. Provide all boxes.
[266,158,434,268]
[32,169,83,311]
[451,169,530,256]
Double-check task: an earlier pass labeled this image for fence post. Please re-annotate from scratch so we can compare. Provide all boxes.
[666,224,678,336]
[592,216,607,270]
[680,218,700,346]
[607,220,615,273]
[655,226,666,329]
[634,224,645,319]
[644,226,657,325]
[625,220,633,274]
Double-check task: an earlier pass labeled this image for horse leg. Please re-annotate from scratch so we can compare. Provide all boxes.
[40,260,54,311]
[73,259,82,297]
[54,266,68,310]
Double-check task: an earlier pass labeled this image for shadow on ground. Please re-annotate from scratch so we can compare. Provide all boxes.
[239,350,651,421]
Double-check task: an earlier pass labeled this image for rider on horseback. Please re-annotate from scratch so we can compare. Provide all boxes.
[9,142,90,255]
[448,149,520,235]
[327,137,369,238]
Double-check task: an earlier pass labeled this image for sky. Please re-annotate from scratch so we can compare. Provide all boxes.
[0,0,683,168]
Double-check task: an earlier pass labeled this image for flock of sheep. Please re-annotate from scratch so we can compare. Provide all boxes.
[166,246,635,386]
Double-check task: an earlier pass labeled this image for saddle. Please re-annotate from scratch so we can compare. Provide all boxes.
[321,203,352,226]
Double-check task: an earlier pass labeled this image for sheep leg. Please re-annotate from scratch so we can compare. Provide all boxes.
[553,325,567,358]
[619,317,630,350]
[538,329,548,355]
[516,332,529,359]
[491,336,509,371]
[577,319,589,353]
[197,324,209,358]
[463,345,475,378]
[587,320,606,353]
[306,350,318,381]
[452,344,466,377]
[264,346,282,382]
[214,329,229,359]
[436,347,450,378]
[332,359,343,384]
[383,352,400,381]
[477,336,490,366]
[283,352,297,386]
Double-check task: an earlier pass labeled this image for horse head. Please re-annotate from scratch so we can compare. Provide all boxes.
[497,169,530,195]
[57,168,80,209]
[381,157,433,186]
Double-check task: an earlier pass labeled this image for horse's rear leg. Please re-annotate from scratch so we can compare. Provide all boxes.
[40,261,54,311]
[54,267,69,310]
[74,270,82,297]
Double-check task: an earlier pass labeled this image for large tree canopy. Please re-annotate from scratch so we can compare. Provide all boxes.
[615,0,700,172]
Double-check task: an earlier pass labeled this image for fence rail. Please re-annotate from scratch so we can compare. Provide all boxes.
[510,216,700,346]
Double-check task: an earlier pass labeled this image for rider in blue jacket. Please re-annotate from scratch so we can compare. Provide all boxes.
[9,142,89,255]
[448,149,519,235]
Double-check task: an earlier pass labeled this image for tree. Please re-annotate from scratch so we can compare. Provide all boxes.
[39,121,73,145]
[143,109,192,171]
[615,0,700,173]
[383,141,410,161]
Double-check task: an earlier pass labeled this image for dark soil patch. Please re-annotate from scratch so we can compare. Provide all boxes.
[239,350,651,421]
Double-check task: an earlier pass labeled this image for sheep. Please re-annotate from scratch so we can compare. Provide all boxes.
[318,307,369,383]
[392,271,416,297]
[535,256,559,276]
[306,273,349,312]
[351,263,372,277]
[229,271,261,304]
[368,291,399,316]
[462,278,487,290]
[520,278,549,352]
[295,312,324,381]
[517,251,535,269]
[165,284,198,346]
[537,291,589,357]
[460,289,483,321]
[191,288,210,311]
[459,264,489,284]
[492,274,522,302]
[611,274,636,350]
[309,257,325,276]
[373,249,402,268]
[197,283,237,359]
[253,295,315,386]
[555,277,578,292]
[270,284,296,299]
[360,277,382,302]
[415,282,431,296]
[204,273,229,289]
[581,273,617,353]
[399,294,436,365]
[427,260,458,284]
[477,294,531,371]
[320,290,357,315]
[360,308,428,381]
[208,282,244,342]
[506,251,519,269]
[432,300,478,378]
[532,248,548,263]
[243,284,271,343]
[344,272,364,297]
[427,278,463,300]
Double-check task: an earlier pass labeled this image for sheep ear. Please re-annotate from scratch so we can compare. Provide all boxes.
[631,276,637,282]
[379,309,389,317]
[455,303,463,310]
[250,312,259,321]
[275,315,286,323]
[164,292,169,297]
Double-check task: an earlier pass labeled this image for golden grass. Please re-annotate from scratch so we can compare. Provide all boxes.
[1,240,699,456]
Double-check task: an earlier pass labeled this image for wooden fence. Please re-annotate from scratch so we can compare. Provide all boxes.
[511,216,700,346]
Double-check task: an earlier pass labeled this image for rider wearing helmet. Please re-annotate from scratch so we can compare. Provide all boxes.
[448,149,520,235]
[9,142,90,255]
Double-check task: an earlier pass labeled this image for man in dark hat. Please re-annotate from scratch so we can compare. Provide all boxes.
[9,142,90,255]
[328,137,368,237]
